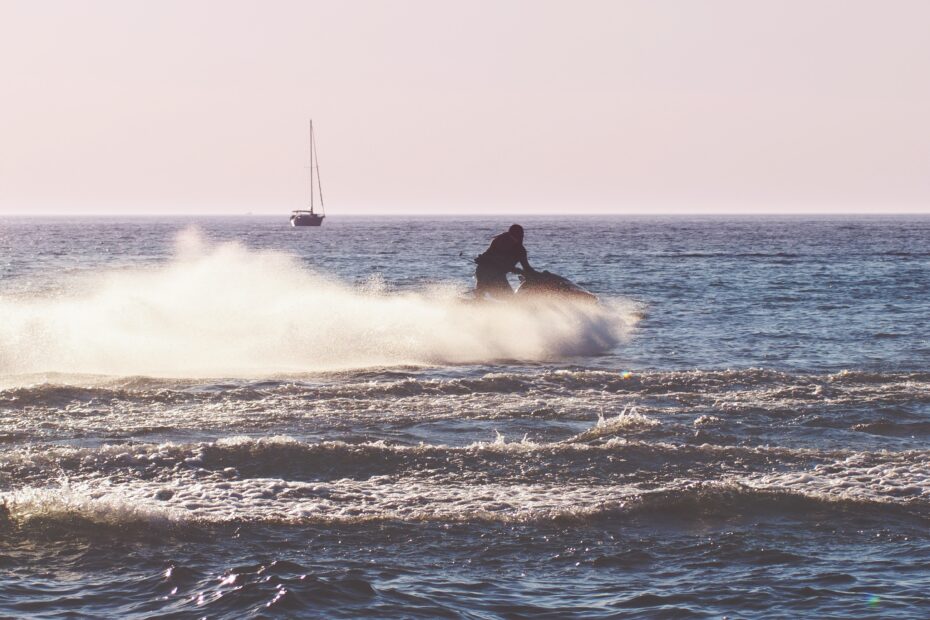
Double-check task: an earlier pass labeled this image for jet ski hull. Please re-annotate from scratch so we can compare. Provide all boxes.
[514,270,598,304]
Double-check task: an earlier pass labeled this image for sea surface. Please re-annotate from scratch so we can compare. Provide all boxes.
[1,215,929,618]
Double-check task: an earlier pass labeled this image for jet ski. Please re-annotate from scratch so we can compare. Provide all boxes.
[513,268,598,304]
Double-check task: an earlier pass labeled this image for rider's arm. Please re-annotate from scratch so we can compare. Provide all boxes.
[518,246,534,272]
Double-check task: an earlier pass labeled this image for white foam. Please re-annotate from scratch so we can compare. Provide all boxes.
[2,472,646,526]
[0,230,636,382]
[738,451,930,505]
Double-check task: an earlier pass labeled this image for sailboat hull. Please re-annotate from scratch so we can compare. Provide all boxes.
[290,213,325,227]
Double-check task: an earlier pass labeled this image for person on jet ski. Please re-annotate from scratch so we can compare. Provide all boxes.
[474,224,536,299]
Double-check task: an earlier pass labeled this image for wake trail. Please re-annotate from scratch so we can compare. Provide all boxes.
[0,229,638,380]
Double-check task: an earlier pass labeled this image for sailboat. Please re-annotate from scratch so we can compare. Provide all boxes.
[290,120,325,227]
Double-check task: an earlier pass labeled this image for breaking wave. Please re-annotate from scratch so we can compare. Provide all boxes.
[4,367,927,411]
[3,435,928,537]
[0,230,637,382]
[3,476,926,537]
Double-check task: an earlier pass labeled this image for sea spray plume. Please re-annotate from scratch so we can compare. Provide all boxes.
[0,230,637,379]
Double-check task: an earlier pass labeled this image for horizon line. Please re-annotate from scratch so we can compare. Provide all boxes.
[2,211,930,218]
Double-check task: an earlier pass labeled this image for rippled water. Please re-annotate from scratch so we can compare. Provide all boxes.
[1,215,929,618]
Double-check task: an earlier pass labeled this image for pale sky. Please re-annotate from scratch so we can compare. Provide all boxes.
[1,0,928,215]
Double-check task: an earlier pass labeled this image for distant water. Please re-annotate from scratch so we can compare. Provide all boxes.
[1,215,929,618]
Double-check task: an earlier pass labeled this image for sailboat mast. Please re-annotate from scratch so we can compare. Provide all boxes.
[309,119,314,214]
[312,122,325,215]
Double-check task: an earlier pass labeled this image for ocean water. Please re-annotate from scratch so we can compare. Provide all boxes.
[1,215,929,618]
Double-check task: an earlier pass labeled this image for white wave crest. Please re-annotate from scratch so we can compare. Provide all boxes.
[1,482,183,529]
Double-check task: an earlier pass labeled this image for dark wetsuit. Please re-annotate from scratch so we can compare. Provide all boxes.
[474,232,531,299]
